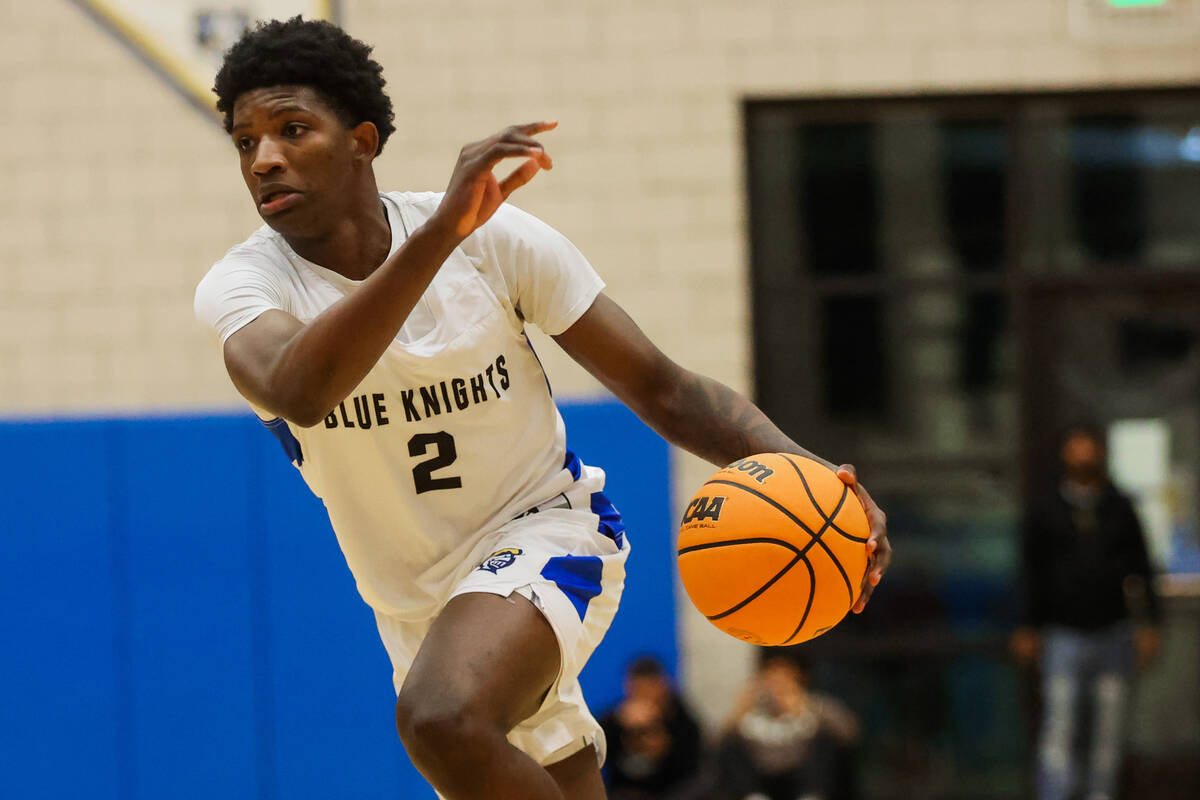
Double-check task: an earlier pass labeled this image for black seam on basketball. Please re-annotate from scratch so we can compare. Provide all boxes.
[779,455,868,543]
[805,529,854,601]
[825,484,850,533]
[805,485,855,601]
[783,556,817,645]
[794,502,854,602]
[705,474,854,602]
[703,477,836,563]
[677,536,803,557]
[706,554,802,621]
[701,479,822,539]
[781,455,865,543]
[784,454,830,516]
[698,476,854,605]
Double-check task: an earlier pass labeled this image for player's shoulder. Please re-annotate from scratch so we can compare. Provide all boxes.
[381,190,442,225]
[486,201,555,241]
[198,226,291,286]
[381,190,552,242]
[194,225,298,316]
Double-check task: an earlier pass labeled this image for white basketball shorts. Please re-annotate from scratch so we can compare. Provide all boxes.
[373,498,629,768]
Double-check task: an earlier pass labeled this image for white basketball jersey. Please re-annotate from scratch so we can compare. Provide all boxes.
[195,192,610,619]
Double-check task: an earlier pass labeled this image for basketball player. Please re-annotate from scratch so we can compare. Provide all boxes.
[194,18,890,800]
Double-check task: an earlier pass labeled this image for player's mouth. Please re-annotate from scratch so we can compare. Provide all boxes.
[258,188,304,215]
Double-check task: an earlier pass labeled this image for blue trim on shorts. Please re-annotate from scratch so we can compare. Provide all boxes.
[590,491,626,549]
[564,449,626,549]
[541,555,604,621]
[262,418,303,467]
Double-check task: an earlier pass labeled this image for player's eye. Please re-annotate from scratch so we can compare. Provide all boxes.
[282,123,306,137]
[235,137,254,152]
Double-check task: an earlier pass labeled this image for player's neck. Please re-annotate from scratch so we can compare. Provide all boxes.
[284,188,392,280]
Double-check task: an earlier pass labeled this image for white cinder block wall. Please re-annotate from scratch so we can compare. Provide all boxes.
[4,0,1199,726]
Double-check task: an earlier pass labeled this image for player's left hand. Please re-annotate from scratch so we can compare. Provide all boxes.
[835,464,890,613]
[431,121,556,240]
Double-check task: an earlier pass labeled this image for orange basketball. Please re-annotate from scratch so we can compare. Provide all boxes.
[677,453,870,647]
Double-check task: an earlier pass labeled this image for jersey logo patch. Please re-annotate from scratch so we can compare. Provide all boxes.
[477,548,523,574]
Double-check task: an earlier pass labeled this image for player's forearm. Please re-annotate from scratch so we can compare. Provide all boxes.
[268,222,461,425]
[649,369,828,469]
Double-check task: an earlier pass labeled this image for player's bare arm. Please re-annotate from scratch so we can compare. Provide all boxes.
[555,293,891,611]
[222,121,555,427]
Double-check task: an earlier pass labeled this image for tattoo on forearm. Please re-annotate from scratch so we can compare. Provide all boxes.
[665,371,810,467]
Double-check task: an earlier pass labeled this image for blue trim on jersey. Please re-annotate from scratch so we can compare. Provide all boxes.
[262,418,303,467]
[523,331,554,396]
[564,450,582,481]
[541,555,604,621]
[563,449,626,549]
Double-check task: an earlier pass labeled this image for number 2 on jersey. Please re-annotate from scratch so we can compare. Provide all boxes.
[408,432,463,494]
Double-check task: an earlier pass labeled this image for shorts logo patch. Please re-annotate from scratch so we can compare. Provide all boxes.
[477,547,523,574]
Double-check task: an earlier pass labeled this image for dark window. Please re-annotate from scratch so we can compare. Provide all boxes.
[820,295,886,419]
[799,123,879,276]
[745,89,1200,800]
[1071,115,1146,264]
[942,121,1008,273]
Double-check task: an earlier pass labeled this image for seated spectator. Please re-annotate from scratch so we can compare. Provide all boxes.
[716,651,859,800]
[600,655,705,800]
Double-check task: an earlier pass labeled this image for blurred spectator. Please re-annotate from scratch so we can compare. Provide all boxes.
[715,651,859,800]
[600,656,705,800]
[1013,424,1162,800]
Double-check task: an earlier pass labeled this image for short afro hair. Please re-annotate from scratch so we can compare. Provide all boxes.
[213,16,396,155]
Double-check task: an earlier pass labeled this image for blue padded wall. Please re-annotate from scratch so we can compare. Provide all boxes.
[0,421,123,797]
[118,417,261,799]
[0,399,674,799]
[566,402,679,714]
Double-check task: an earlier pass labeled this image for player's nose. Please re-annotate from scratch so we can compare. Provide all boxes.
[250,136,287,176]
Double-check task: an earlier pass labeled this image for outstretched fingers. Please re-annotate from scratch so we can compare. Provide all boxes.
[500,130,554,151]
[486,123,556,200]
[499,158,542,198]
[434,121,559,240]
[835,464,891,614]
[853,500,891,613]
[482,123,556,171]
[512,120,558,136]
[479,142,551,169]
[505,121,556,165]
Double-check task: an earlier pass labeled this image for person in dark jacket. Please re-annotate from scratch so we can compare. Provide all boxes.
[1013,424,1162,800]
[715,651,859,800]
[600,656,705,800]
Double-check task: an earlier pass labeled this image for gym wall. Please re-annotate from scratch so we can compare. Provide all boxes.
[4,0,1200,744]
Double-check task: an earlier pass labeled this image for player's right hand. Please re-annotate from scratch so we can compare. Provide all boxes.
[835,463,890,614]
[428,122,556,240]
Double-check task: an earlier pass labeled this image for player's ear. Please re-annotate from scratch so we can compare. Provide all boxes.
[351,121,379,161]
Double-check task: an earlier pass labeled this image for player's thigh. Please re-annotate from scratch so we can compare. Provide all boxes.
[545,745,606,800]
[398,591,560,730]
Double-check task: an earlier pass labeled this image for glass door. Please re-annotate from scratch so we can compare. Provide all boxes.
[1023,280,1200,575]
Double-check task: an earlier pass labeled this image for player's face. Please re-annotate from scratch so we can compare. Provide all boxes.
[626,675,670,709]
[230,86,362,236]
[1062,433,1104,482]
